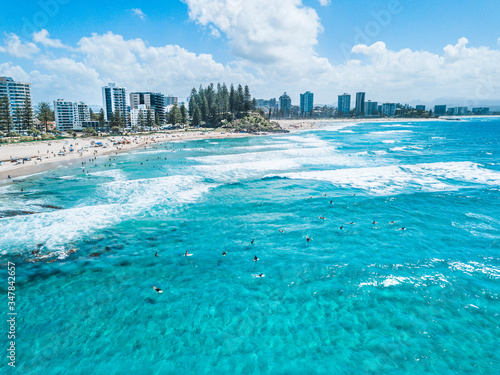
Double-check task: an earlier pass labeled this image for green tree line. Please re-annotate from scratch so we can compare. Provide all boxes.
[188,83,257,127]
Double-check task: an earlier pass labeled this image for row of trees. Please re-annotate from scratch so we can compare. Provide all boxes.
[188,83,257,127]
[0,95,38,134]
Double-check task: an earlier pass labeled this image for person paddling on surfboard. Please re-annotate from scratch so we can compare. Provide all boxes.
[185,251,192,256]
[153,286,163,293]
[253,256,258,261]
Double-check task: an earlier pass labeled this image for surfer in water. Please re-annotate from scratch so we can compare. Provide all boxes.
[340,226,343,230]
[279,229,284,233]
[251,239,255,244]
[389,221,396,224]
[185,251,192,256]
[253,273,265,278]
[398,227,406,231]
[372,221,377,225]
[153,286,163,293]
[253,256,259,261]
[222,251,227,256]
[306,236,311,242]
[155,252,158,257]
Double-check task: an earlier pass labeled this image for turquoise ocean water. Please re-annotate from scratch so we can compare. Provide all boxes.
[1,118,499,374]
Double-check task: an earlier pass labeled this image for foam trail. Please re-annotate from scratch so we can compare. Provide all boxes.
[0,175,215,254]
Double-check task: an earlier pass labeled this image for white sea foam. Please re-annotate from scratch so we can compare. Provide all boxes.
[0,175,216,254]
[194,159,301,181]
[370,130,414,135]
[449,261,500,279]
[267,162,500,195]
[382,140,396,144]
[89,169,126,180]
[380,124,414,128]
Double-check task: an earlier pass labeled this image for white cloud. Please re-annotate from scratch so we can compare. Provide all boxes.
[185,0,322,65]
[0,33,40,58]
[1,28,499,107]
[131,8,146,20]
[319,0,331,6]
[497,37,500,47]
[33,29,69,49]
[209,26,221,39]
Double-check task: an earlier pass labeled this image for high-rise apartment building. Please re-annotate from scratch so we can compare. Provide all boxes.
[382,103,396,117]
[300,91,314,116]
[364,101,378,116]
[130,92,165,124]
[54,100,90,131]
[0,76,32,132]
[102,83,127,122]
[434,105,447,116]
[279,92,292,116]
[54,99,76,132]
[338,93,351,115]
[355,92,365,115]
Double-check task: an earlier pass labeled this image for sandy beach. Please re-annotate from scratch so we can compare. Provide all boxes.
[0,130,253,180]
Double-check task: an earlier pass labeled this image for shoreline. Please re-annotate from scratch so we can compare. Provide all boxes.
[0,130,253,181]
[1,116,498,181]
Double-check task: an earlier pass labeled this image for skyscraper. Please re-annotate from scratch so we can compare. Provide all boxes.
[434,105,447,116]
[355,92,365,115]
[279,92,292,116]
[300,91,314,116]
[382,103,396,117]
[338,93,351,115]
[364,101,378,116]
[0,76,32,132]
[102,83,127,122]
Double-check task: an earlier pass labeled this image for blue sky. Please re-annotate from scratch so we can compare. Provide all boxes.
[1,0,499,106]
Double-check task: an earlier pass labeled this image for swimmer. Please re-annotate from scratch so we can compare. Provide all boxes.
[253,256,259,261]
[155,252,158,257]
[348,222,354,225]
[388,221,396,224]
[222,251,227,256]
[372,221,377,224]
[21,188,24,192]
[319,216,325,220]
[279,229,284,233]
[340,226,343,230]
[153,286,163,293]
